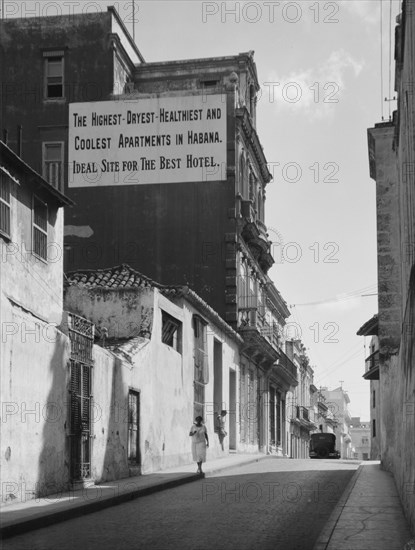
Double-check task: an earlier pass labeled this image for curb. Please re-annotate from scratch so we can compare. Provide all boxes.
[312,464,364,550]
[1,455,268,540]
[204,453,270,477]
[0,473,200,540]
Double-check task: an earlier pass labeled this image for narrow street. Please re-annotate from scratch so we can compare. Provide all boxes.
[3,458,359,550]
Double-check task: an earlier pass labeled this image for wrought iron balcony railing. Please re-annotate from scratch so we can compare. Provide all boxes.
[365,349,379,373]
[238,307,280,348]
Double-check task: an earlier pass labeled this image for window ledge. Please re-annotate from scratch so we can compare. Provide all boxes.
[43,98,66,104]
[32,252,48,265]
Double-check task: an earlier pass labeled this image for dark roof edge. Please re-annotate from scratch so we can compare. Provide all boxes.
[179,287,244,345]
[107,6,145,63]
[0,141,74,206]
[356,314,378,336]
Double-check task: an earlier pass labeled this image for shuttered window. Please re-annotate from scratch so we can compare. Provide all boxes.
[0,173,11,238]
[43,142,64,192]
[194,381,205,419]
[161,310,182,353]
[193,315,208,384]
[33,195,48,261]
[68,313,94,481]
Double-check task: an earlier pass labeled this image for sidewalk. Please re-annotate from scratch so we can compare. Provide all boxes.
[313,462,414,550]
[0,452,267,540]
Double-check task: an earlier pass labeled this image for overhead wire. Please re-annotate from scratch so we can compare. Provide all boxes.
[290,283,378,308]
[380,0,384,120]
[315,345,364,383]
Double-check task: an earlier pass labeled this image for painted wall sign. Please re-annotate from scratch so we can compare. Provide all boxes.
[68,95,227,187]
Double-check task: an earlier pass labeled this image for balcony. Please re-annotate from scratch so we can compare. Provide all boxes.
[291,405,317,429]
[238,307,298,388]
[239,199,274,273]
[363,350,380,380]
[277,348,298,388]
[238,306,280,348]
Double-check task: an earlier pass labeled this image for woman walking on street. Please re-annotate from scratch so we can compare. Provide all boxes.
[189,416,209,475]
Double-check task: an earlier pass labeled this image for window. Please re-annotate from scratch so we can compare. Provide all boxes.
[44,52,64,99]
[43,142,64,192]
[372,390,376,409]
[161,310,182,353]
[0,173,11,238]
[193,380,205,420]
[372,419,376,438]
[240,156,248,198]
[193,315,208,383]
[33,196,48,261]
[269,386,281,446]
[362,437,369,445]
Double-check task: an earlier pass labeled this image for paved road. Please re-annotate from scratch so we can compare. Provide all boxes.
[3,458,359,550]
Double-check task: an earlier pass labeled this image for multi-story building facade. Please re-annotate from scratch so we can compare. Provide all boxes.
[349,417,371,461]
[64,263,243,478]
[0,140,73,500]
[365,0,415,530]
[1,7,298,456]
[285,340,317,458]
[320,387,352,459]
[357,314,381,460]
[313,394,337,435]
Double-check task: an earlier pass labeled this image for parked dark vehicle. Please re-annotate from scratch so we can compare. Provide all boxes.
[309,433,341,459]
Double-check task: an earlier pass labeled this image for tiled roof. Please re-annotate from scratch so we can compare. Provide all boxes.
[65,264,243,344]
[356,314,378,336]
[65,264,161,290]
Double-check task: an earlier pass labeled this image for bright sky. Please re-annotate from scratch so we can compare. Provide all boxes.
[3,0,402,419]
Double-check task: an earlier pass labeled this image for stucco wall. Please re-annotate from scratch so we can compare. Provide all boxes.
[370,379,381,460]
[1,294,71,503]
[379,285,415,534]
[0,169,65,325]
[67,285,241,479]
[64,286,154,339]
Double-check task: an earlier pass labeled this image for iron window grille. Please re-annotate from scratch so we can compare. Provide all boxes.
[43,142,64,192]
[193,315,209,384]
[33,195,48,261]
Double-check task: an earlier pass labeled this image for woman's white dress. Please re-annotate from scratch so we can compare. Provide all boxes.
[191,424,207,462]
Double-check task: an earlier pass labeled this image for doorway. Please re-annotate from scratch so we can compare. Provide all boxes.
[128,390,141,474]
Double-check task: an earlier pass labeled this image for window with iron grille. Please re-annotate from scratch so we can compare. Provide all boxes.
[68,312,94,482]
[161,310,182,353]
[44,52,64,99]
[33,195,48,261]
[70,359,92,480]
[194,381,205,419]
[193,315,208,384]
[0,172,11,239]
[43,142,64,192]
